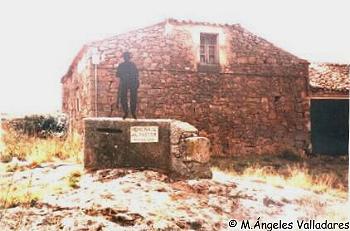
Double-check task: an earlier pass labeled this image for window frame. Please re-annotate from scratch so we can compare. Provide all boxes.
[199,33,219,65]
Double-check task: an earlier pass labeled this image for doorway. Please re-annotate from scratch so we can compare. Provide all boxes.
[311,99,349,155]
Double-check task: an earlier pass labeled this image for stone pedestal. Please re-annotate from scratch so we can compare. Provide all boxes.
[84,117,212,179]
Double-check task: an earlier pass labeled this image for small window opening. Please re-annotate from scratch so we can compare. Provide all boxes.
[200,33,219,65]
[76,98,80,112]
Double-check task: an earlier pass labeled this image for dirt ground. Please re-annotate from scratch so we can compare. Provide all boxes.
[0,155,348,230]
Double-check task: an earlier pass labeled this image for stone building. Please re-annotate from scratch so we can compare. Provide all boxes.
[308,63,349,155]
[61,19,310,156]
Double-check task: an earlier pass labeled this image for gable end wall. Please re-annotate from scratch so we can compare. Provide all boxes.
[62,21,310,156]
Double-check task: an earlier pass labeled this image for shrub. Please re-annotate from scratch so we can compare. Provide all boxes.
[0,113,82,164]
[66,169,82,188]
[2,114,68,138]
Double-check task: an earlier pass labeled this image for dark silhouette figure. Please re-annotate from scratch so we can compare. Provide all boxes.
[116,52,139,119]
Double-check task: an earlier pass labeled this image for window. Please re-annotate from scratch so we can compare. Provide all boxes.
[200,33,218,64]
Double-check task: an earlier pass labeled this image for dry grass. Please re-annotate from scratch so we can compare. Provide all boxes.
[66,169,82,188]
[0,127,84,209]
[212,163,349,221]
[211,153,348,199]
[0,127,82,165]
[0,177,41,209]
[213,166,347,198]
[0,168,83,209]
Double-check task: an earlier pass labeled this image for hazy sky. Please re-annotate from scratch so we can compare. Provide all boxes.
[0,0,349,114]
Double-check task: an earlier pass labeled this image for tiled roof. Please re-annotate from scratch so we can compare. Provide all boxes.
[309,63,349,92]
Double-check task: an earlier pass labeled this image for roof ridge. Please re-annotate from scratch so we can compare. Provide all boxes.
[165,18,240,28]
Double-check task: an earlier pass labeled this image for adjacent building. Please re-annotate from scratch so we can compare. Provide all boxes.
[309,63,349,155]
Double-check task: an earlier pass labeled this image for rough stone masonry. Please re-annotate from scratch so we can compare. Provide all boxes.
[84,118,212,179]
[62,19,310,157]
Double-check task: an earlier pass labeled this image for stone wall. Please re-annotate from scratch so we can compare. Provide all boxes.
[62,19,310,156]
[62,47,95,132]
[84,118,212,179]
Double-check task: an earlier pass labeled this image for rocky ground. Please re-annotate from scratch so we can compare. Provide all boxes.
[0,161,348,231]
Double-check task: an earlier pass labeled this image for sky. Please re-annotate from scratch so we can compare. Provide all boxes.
[0,0,349,114]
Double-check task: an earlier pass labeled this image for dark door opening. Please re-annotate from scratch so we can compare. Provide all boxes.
[311,99,349,155]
